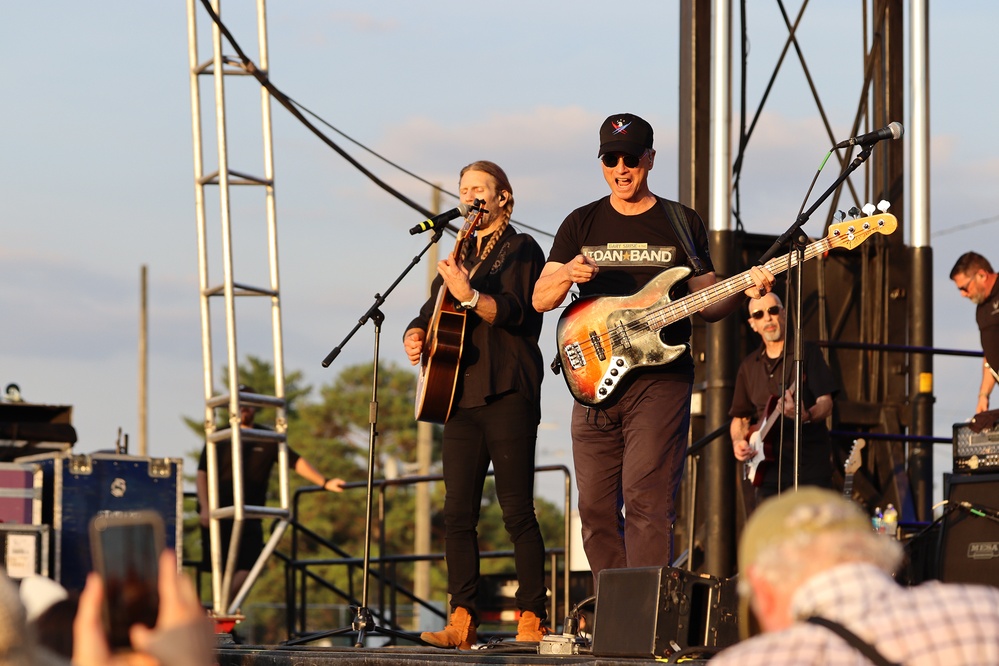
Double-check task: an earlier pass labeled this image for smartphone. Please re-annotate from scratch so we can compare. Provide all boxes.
[89,511,165,650]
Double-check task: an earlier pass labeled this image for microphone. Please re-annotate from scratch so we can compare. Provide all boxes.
[408,203,471,235]
[835,122,903,149]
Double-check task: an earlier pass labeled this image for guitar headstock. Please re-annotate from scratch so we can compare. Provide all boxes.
[456,198,487,242]
[827,200,897,250]
[845,438,865,475]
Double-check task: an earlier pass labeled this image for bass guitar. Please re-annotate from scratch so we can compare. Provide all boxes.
[554,210,897,406]
[744,381,797,486]
[414,202,485,423]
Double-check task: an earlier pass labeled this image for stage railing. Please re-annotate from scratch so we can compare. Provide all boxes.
[268,464,571,642]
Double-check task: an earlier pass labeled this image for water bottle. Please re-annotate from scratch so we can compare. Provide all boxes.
[882,503,899,539]
[871,506,883,533]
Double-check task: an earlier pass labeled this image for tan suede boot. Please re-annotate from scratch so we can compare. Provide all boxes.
[515,610,551,642]
[420,607,477,649]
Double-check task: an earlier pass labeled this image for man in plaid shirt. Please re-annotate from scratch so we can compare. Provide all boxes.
[711,488,999,665]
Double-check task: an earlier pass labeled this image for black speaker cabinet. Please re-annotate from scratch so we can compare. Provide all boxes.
[591,566,739,658]
[939,474,999,587]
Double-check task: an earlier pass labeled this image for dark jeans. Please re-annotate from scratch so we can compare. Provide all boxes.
[441,392,548,623]
[571,376,691,579]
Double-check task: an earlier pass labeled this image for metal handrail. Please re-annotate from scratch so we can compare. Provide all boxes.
[284,464,573,641]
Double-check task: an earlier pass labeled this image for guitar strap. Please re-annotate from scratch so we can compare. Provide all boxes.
[658,197,707,276]
[805,616,900,666]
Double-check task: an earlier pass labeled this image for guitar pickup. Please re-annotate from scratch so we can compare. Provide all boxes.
[589,330,606,361]
[564,342,585,370]
[612,320,632,350]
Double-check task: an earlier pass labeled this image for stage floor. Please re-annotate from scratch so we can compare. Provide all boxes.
[213,643,714,665]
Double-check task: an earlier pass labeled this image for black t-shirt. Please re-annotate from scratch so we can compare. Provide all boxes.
[729,341,839,488]
[976,278,999,370]
[197,428,301,508]
[547,196,714,380]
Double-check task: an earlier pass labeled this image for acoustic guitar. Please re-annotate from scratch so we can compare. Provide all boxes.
[414,202,485,423]
[554,211,897,406]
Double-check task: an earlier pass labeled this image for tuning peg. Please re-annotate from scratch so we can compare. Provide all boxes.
[848,206,861,219]
[877,200,891,212]
[862,203,876,216]
[833,210,846,222]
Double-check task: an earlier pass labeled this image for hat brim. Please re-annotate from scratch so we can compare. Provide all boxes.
[598,140,647,158]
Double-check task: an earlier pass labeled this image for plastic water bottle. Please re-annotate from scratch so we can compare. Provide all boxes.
[882,503,899,539]
[872,506,883,533]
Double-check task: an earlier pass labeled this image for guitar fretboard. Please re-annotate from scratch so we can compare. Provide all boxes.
[646,236,834,333]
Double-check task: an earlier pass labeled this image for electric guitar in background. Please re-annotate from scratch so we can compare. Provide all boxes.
[554,208,897,406]
[843,438,866,500]
[414,202,485,424]
[744,382,797,487]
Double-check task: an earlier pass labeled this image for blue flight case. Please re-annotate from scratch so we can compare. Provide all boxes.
[15,451,183,591]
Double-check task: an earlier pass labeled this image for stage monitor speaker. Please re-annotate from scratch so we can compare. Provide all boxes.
[939,473,999,587]
[591,566,738,659]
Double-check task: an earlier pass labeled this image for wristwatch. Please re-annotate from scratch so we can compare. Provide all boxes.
[460,289,480,310]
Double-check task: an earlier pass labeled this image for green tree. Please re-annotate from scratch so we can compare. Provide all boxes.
[183,356,565,642]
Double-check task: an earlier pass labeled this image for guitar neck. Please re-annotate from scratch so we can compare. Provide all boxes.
[648,236,833,333]
[757,381,796,441]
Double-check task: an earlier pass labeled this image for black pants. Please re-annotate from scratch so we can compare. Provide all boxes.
[441,392,548,623]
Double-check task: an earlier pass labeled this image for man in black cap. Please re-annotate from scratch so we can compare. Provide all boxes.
[196,385,345,604]
[533,113,774,579]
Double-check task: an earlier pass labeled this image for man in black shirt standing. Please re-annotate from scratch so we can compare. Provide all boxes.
[730,293,837,500]
[533,113,774,578]
[197,385,344,605]
[950,251,999,414]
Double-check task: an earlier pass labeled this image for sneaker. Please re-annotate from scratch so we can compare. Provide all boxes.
[515,610,551,642]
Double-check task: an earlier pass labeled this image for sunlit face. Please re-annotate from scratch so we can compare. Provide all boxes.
[600,149,654,203]
[954,269,988,305]
[458,170,508,234]
[748,293,785,343]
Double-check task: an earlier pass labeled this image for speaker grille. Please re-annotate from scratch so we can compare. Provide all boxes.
[939,474,999,586]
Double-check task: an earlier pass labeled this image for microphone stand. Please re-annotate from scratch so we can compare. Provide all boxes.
[287,225,451,648]
[757,145,875,491]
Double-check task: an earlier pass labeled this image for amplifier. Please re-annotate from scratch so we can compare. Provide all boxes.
[591,566,739,658]
[953,412,999,473]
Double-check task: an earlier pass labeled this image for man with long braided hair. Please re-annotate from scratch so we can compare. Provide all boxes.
[404,161,549,648]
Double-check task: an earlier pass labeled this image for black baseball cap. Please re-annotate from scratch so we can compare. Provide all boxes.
[598,113,654,157]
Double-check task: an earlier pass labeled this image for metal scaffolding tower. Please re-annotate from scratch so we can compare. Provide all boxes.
[186,0,291,616]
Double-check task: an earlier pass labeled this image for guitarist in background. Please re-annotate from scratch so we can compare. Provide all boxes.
[404,161,549,648]
[533,113,774,578]
[949,251,999,415]
[730,292,837,501]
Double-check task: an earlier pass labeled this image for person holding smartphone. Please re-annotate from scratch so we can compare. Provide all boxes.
[73,549,213,666]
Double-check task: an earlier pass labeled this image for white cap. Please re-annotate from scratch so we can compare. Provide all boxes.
[18,575,68,622]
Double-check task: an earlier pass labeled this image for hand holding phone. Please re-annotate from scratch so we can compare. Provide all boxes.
[74,548,214,666]
[89,511,165,650]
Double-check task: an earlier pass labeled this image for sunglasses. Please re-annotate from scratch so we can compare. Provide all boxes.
[600,153,643,168]
[749,305,781,320]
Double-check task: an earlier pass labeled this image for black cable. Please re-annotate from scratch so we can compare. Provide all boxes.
[195,0,554,239]
[197,0,436,219]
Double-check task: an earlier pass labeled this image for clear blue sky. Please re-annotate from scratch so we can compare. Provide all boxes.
[2,2,996,507]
